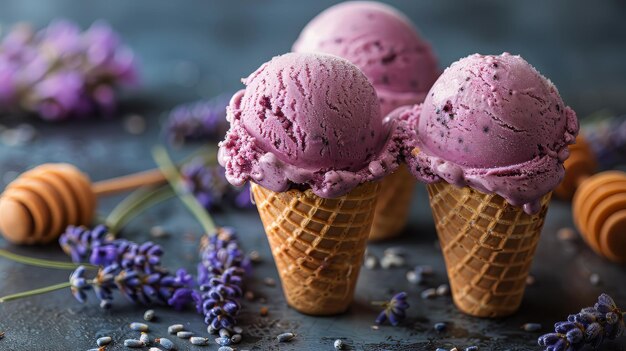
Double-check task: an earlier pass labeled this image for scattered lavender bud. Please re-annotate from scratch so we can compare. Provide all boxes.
[168,324,184,334]
[232,326,243,335]
[150,226,168,238]
[157,337,175,350]
[244,291,255,301]
[526,275,536,286]
[143,309,155,321]
[421,288,437,299]
[557,227,577,241]
[364,255,378,269]
[176,331,193,339]
[124,339,144,348]
[276,332,295,342]
[264,277,276,287]
[207,325,217,334]
[218,347,234,351]
[384,247,405,256]
[215,337,231,346]
[380,254,405,269]
[416,265,434,275]
[140,332,150,345]
[590,273,601,286]
[219,329,230,338]
[522,323,542,332]
[334,339,345,350]
[434,322,447,332]
[248,250,262,263]
[130,322,149,332]
[406,270,423,284]
[96,336,112,346]
[99,300,111,309]
[123,114,146,135]
[436,284,450,296]
[231,334,242,344]
[465,346,479,351]
[190,337,209,346]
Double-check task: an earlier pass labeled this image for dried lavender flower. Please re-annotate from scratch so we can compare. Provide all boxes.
[374,292,409,326]
[165,96,229,145]
[180,157,253,210]
[538,293,625,350]
[195,227,249,345]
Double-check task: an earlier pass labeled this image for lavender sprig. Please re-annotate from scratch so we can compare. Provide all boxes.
[61,224,194,308]
[180,156,253,210]
[70,263,194,308]
[374,292,410,326]
[0,19,136,121]
[584,114,626,168]
[165,96,230,145]
[538,293,625,350]
[197,227,248,333]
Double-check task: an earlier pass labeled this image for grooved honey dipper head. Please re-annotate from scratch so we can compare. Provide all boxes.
[554,134,597,200]
[573,171,626,263]
[0,163,96,245]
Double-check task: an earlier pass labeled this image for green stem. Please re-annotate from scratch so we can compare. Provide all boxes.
[104,146,216,234]
[152,146,217,234]
[106,185,175,234]
[0,282,71,303]
[0,249,96,270]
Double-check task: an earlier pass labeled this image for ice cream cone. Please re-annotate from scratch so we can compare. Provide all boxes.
[427,181,551,318]
[369,165,416,241]
[251,181,380,315]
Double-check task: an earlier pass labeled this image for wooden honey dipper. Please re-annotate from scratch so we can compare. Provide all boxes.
[0,163,166,245]
[555,135,626,263]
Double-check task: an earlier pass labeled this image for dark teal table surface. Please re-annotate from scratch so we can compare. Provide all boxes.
[1,1,625,350]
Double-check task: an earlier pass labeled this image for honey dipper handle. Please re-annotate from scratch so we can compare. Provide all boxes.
[92,169,167,196]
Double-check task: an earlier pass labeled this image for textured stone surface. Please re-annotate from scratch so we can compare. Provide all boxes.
[1,1,626,350]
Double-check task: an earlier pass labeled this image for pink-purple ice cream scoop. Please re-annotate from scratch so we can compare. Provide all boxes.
[406,53,579,213]
[218,52,410,198]
[292,1,439,115]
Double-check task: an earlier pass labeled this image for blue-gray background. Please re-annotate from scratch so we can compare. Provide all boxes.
[1,0,625,116]
[1,1,626,350]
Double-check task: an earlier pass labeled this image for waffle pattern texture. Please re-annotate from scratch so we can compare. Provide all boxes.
[251,181,379,315]
[427,181,551,317]
[369,165,416,241]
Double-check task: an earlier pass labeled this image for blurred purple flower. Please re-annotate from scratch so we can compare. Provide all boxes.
[0,19,137,121]
[165,96,230,145]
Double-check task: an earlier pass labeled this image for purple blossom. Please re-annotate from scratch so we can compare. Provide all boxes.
[165,96,229,144]
[538,294,625,350]
[0,19,137,121]
[196,227,248,337]
[180,157,254,211]
[375,292,410,326]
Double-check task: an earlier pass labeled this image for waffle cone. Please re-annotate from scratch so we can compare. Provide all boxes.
[251,182,380,315]
[427,182,551,318]
[369,165,416,241]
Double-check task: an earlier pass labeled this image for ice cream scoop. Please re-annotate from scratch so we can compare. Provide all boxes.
[219,52,412,315]
[218,52,408,198]
[293,1,438,240]
[407,53,579,214]
[405,53,578,318]
[293,1,438,115]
